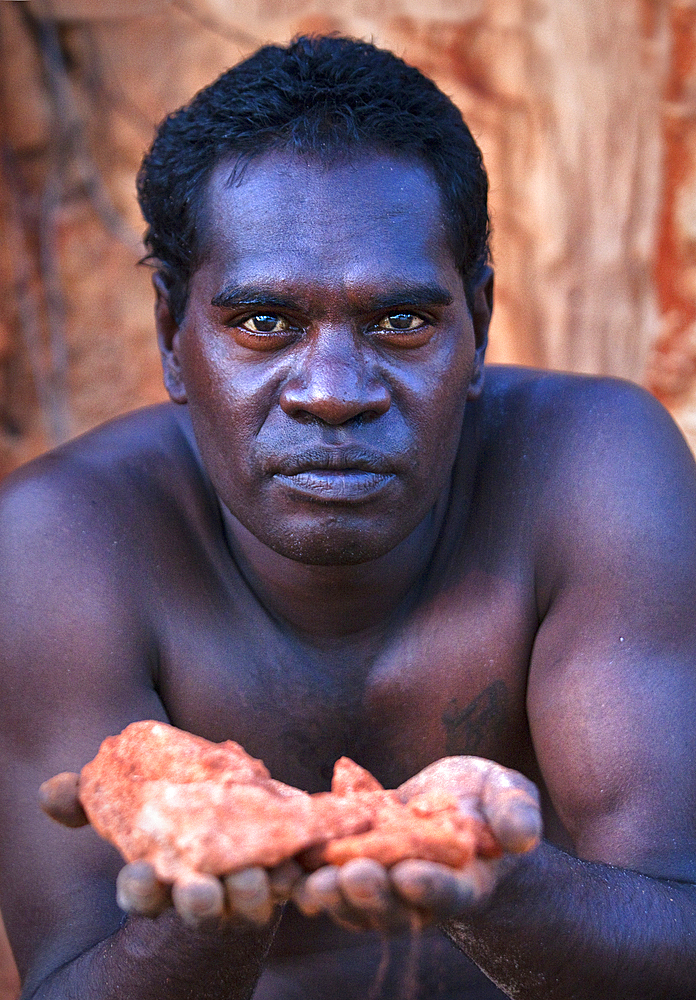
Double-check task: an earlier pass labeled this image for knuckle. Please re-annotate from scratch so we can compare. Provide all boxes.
[224,867,274,925]
[116,859,171,917]
[268,859,303,901]
[172,873,225,927]
[291,866,341,917]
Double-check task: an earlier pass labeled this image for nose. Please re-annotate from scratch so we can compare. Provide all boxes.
[279,329,391,425]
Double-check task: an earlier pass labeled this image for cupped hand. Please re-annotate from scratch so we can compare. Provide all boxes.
[397,755,542,855]
[39,756,542,933]
[39,771,299,928]
[291,756,542,932]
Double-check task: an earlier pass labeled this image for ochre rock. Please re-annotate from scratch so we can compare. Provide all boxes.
[77,721,501,884]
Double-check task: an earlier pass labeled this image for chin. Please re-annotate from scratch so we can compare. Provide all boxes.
[263,526,400,566]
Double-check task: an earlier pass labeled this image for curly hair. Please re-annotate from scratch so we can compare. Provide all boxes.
[137,35,490,322]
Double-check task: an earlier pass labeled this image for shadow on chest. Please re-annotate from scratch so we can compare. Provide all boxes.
[160,573,535,792]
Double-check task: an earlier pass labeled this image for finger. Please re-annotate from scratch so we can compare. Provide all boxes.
[397,757,490,802]
[390,859,495,918]
[338,858,391,911]
[172,873,225,928]
[116,860,171,917]
[291,866,369,932]
[224,867,274,926]
[291,866,342,918]
[268,859,303,901]
[338,858,412,932]
[480,769,542,854]
[38,772,89,828]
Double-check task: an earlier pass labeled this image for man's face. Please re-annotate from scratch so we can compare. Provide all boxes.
[160,150,489,565]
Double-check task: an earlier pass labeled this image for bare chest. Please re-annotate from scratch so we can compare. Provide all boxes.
[154,563,539,794]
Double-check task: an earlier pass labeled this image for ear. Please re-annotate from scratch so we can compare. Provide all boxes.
[154,273,187,404]
[466,265,493,401]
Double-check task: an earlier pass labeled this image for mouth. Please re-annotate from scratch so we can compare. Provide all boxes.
[269,448,397,503]
[274,469,395,502]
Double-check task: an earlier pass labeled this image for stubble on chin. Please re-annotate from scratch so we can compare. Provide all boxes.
[258,524,399,567]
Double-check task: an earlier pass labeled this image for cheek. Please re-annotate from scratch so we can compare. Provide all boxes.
[416,352,475,477]
[180,329,233,399]
[394,339,473,435]
[180,333,278,439]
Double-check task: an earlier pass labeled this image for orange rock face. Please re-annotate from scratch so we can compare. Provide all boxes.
[77,721,501,883]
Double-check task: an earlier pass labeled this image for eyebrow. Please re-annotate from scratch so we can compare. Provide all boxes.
[367,284,453,311]
[210,282,453,311]
[211,286,297,310]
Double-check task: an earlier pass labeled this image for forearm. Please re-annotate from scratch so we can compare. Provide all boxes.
[444,841,696,1000]
[23,908,278,1000]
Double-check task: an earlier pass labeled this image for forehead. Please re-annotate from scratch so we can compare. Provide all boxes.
[195,151,459,294]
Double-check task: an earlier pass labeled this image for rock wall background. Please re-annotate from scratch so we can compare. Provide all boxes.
[0,0,695,992]
[0,0,695,480]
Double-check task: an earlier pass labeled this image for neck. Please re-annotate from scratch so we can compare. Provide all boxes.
[220,496,448,641]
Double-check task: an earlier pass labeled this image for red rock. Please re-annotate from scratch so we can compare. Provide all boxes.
[76,722,504,884]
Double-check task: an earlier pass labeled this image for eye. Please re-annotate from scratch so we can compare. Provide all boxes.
[375,312,425,332]
[240,314,292,334]
[231,313,300,351]
[369,311,433,348]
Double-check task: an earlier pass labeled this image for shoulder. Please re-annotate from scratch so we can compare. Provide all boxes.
[481,363,677,435]
[0,405,211,710]
[480,363,695,489]
[0,403,207,543]
[1,401,198,493]
[480,364,696,598]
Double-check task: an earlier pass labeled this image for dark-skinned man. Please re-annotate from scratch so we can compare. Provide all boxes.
[1,35,695,1000]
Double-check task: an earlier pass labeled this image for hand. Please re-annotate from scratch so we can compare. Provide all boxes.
[290,756,542,933]
[39,771,299,928]
[39,756,541,933]
[115,856,302,928]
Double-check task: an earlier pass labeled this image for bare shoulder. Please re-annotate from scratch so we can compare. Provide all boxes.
[0,402,203,528]
[0,404,219,593]
[482,363,685,441]
[0,404,205,743]
[482,364,696,612]
[482,363,696,498]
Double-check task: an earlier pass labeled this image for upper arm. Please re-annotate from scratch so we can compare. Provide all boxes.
[0,467,168,986]
[527,379,696,880]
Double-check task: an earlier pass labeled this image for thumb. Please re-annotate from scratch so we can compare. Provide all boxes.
[39,772,89,828]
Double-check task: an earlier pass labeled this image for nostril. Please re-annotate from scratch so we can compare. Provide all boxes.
[279,375,391,425]
[291,411,375,429]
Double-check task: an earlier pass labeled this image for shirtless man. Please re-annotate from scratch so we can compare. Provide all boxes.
[1,35,696,1000]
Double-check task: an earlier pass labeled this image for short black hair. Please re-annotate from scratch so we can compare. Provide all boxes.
[137,35,490,323]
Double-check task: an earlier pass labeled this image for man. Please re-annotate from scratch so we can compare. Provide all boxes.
[1,34,695,1000]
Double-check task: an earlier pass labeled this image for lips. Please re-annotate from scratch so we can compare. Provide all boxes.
[268,447,397,503]
[274,469,395,502]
